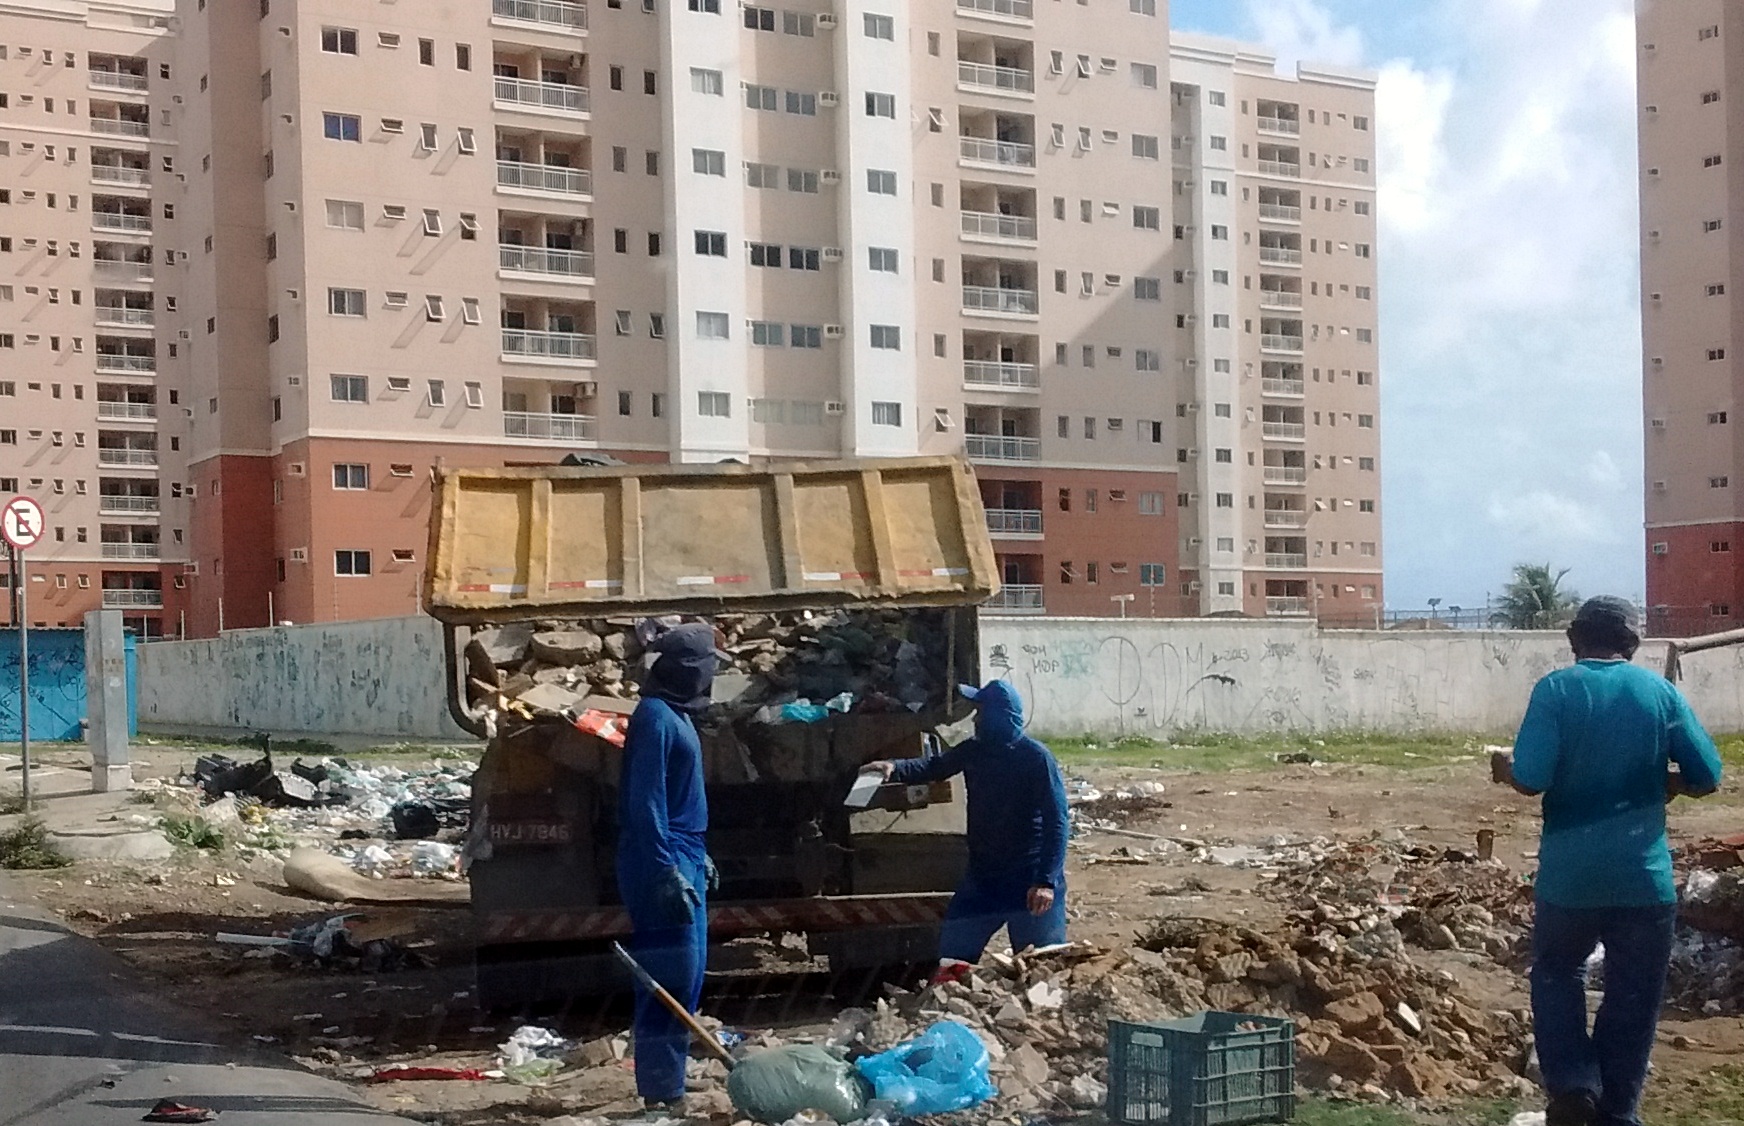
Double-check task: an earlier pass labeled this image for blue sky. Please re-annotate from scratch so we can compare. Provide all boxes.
[1169,0,1644,611]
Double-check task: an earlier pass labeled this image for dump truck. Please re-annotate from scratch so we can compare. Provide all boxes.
[422,456,1002,1005]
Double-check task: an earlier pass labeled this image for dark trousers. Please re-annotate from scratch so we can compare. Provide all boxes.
[1530,900,1677,1126]
[937,873,1067,963]
[622,856,708,1102]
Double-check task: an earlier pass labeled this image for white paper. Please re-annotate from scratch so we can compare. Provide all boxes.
[844,771,883,808]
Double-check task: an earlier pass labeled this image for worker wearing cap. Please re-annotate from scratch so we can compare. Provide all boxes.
[1494,596,1723,1126]
[869,679,1069,975]
[618,622,719,1111]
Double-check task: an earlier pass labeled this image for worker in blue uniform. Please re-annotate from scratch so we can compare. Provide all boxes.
[869,680,1070,975]
[617,622,718,1111]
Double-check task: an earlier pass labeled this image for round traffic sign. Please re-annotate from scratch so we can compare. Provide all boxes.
[2,495,46,550]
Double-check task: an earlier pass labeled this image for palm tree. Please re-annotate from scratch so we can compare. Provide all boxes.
[1492,564,1581,630]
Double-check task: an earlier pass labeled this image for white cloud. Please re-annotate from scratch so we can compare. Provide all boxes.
[1242,0,1365,68]
[1486,490,1604,545]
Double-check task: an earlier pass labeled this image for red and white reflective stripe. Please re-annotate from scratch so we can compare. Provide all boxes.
[482,896,951,945]
[674,574,752,586]
[457,583,529,594]
[802,571,873,582]
[549,579,624,590]
[896,568,969,579]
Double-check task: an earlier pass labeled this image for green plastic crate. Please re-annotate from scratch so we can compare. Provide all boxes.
[1107,1013,1296,1126]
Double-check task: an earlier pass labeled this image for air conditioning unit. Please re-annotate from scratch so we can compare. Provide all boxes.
[818,91,839,107]
[823,324,843,338]
[1650,418,1666,429]
[1182,358,1198,369]
[1650,292,1662,301]
[575,380,598,396]
[824,401,845,415]
[1653,481,1667,493]
[1187,537,1202,547]
[1187,448,1200,459]
[822,247,843,262]
[178,330,190,340]
[1652,542,1669,555]
[820,169,841,184]
[290,547,308,562]
[1187,580,1202,592]
[287,461,306,476]
[1645,105,1658,114]
[1185,403,1201,412]
[287,376,302,386]
[817,12,837,27]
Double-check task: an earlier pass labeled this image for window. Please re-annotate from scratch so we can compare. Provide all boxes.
[427,380,446,407]
[870,324,901,350]
[745,84,778,111]
[750,321,785,346]
[1707,218,1725,233]
[1139,564,1166,587]
[335,549,372,576]
[871,401,902,427]
[867,169,897,195]
[868,247,899,272]
[785,90,817,115]
[614,310,633,336]
[322,112,361,142]
[783,11,815,35]
[327,287,365,316]
[749,242,782,267]
[698,391,731,417]
[1215,493,1234,508]
[419,123,439,152]
[1133,206,1160,230]
[1712,411,1731,424]
[1700,24,1721,40]
[1131,63,1158,88]
[648,232,662,256]
[1132,134,1159,160]
[610,66,624,91]
[1356,328,1374,343]
[743,162,779,189]
[691,67,724,95]
[744,5,776,29]
[1710,284,1728,297]
[1708,152,1728,169]
[321,27,358,55]
[864,12,894,38]
[418,38,434,65]
[792,324,822,348]
[645,71,658,95]
[697,311,730,339]
[688,0,722,10]
[1715,541,1733,553]
[787,168,819,193]
[1714,477,1731,489]
[1132,276,1162,302]
[1131,0,1156,12]
[1354,158,1370,173]
[694,230,727,256]
[1710,348,1727,362]
[330,374,368,402]
[1357,414,1374,428]
[424,294,446,321]
[1138,492,1164,515]
[333,463,369,490]
[1359,499,1376,513]
[789,246,820,271]
[866,92,896,118]
[455,43,472,69]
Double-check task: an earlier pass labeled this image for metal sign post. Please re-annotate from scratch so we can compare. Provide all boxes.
[3,495,46,810]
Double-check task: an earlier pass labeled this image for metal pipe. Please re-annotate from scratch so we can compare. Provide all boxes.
[443,625,489,737]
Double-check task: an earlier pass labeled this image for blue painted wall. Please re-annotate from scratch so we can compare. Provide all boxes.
[0,628,138,741]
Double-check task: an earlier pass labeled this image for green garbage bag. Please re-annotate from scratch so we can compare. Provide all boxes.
[727,1045,871,1124]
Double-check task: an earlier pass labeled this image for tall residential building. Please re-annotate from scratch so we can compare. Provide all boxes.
[1637,4,1739,638]
[0,0,1381,636]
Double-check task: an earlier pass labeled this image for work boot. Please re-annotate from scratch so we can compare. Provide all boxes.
[642,1096,688,1118]
[1545,1090,1597,1126]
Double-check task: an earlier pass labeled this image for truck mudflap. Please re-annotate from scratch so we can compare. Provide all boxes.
[480,892,953,945]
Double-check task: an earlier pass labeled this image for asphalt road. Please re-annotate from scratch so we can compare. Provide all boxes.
[0,875,412,1126]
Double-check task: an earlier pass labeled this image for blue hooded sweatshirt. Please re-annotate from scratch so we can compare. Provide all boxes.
[618,624,715,873]
[888,680,1069,891]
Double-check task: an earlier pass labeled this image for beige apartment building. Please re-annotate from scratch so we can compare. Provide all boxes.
[0,0,1381,636]
[1637,2,1744,637]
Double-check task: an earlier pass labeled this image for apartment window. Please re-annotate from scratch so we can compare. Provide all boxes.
[690,67,724,95]
[870,324,901,350]
[791,324,822,348]
[871,401,902,427]
[322,112,361,142]
[330,374,368,402]
[867,169,897,195]
[1354,158,1370,172]
[335,549,372,576]
[615,310,633,336]
[1714,477,1732,489]
[744,5,776,29]
[788,168,820,193]
[456,43,472,69]
[785,90,816,115]
[419,123,439,152]
[697,311,730,339]
[1133,276,1161,302]
[648,232,662,256]
[1138,492,1164,515]
[1354,200,1371,216]
[333,463,369,490]
[1356,285,1373,300]
[1715,541,1733,553]
[427,380,446,407]
[751,321,785,346]
[1359,457,1376,471]
[1132,134,1159,159]
[1139,564,1166,587]
[1710,284,1727,297]
[1359,499,1376,513]
[1133,206,1160,230]
[645,71,658,95]
[1357,414,1374,428]
[1707,218,1725,233]
[1355,243,1372,259]
[783,11,815,35]
[320,26,359,54]
[610,66,625,91]
[418,38,434,65]
[869,247,899,273]
[1711,348,1727,362]
[746,84,778,111]
[1712,411,1730,424]
[1131,63,1158,88]
[1215,493,1234,508]
[650,314,666,339]
[1706,154,1725,169]
[866,92,896,118]
[689,0,722,10]
[698,391,731,417]
[1700,24,1721,40]
[864,12,894,38]
[327,287,365,316]
[694,230,727,256]
[749,242,782,267]
[778,246,815,271]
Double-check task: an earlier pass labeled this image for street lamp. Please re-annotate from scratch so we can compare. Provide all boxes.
[1110,594,1135,619]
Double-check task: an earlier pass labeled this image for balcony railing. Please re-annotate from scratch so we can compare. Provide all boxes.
[961,210,1037,241]
[963,360,1040,389]
[1257,160,1301,177]
[1262,421,1306,441]
[103,588,164,607]
[1261,378,1305,398]
[97,401,157,420]
[502,328,597,361]
[959,136,1036,168]
[494,76,590,114]
[963,285,1038,316]
[94,260,154,282]
[956,0,1033,18]
[1256,117,1300,136]
[1259,246,1302,265]
[98,448,158,466]
[93,212,152,233]
[497,160,592,196]
[503,411,598,441]
[1263,466,1308,485]
[1264,510,1308,529]
[986,508,1043,536]
[100,495,161,514]
[1261,335,1304,352]
[1265,553,1309,569]
[1259,290,1303,308]
[95,353,156,373]
[988,584,1045,613]
[95,306,154,327]
[90,117,149,137]
[101,542,160,559]
[1258,202,1301,222]
[492,0,588,31]
[964,434,1041,462]
[90,70,149,92]
[500,244,595,278]
[91,164,150,186]
[957,61,1035,94]
[1267,596,1311,616]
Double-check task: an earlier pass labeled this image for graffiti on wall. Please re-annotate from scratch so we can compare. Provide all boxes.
[0,631,90,741]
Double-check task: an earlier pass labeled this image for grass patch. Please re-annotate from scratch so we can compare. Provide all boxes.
[160,813,225,851]
[0,788,24,816]
[1294,1097,1522,1126]
[1042,730,1498,773]
[1644,1063,1744,1126]
[0,818,71,869]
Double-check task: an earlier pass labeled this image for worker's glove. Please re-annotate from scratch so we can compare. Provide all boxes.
[654,866,702,926]
[703,855,721,893]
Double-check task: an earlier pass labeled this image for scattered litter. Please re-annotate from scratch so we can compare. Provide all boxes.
[371,1067,489,1082]
[142,1101,217,1123]
[500,1025,571,1068]
[727,1044,870,1124]
[856,1020,996,1117]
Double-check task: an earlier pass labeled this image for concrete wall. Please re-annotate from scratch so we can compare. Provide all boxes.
[131,614,1744,741]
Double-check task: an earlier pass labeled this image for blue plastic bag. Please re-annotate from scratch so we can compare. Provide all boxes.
[854,1020,998,1116]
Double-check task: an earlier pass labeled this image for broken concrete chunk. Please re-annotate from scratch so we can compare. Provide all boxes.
[531,630,605,666]
[475,623,535,665]
[515,682,587,715]
[1025,980,1064,1011]
[1394,1001,1423,1035]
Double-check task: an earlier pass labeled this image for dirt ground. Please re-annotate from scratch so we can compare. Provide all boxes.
[6,748,1744,1125]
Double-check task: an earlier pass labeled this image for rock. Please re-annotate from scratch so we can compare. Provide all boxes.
[1390,1057,1454,1099]
[586,659,624,685]
[1067,1075,1106,1109]
[531,629,604,665]
[1393,1001,1423,1035]
[567,1037,619,1068]
[1009,1043,1050,1089]
[476,624,535,665]
[514,682,586,714]
[1249,955,1303,986]
[1324,991,1385,1035]
[1304,1036,1386,1086]
[994,1001,1029,1028]
[602,631,630,661]
[1026,981,1064,1010]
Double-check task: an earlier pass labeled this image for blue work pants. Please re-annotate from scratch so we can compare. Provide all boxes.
[937,872,1067,963]
[621,854,708,1102]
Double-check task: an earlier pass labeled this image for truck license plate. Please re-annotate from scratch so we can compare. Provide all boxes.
[489,820,573,846]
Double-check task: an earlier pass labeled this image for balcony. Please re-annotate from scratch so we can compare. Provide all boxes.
[961,210,1036,242]
[1264,510,1308,529]
[988,584,1045,613]
[492,0,588,31]
[97,401,156,421]
[98,448,158,467]
[1259,290,1302,309]
[965,434,1041,462]
[95,353,156,373]
[93,212,152,234]
[959,136,1036,169]
[91,164,150,187]
[101,542,160,560]
[1267,596,1311,616]
[1261,334,1304,353]
[986,508,1043,537]
[956,0,1033,19]
[95,306,154,328]
[503,411,597,441]
[90,69,149,93]
[1261,378,1305,398]
[498,160,592,197]
[1263,466,1308,485]
[1258,202,1301,223]
[1259,246,1302,266]
[1257,160,1301,177]
[494,76,590,114]
[90,117,149,137]
[100,495,160,514]
[1262,422,1306,442]
[502,328,597,362]
[103,588,164,608]
[963,360,1039,390]
[957,61,1035,95]
[963,285,1038,316]
[1265,553,1309,569]
[500,244,595,280]
[1256,117,1300,136]
[95,260,154,283]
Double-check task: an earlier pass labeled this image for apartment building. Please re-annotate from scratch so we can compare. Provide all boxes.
[1637,3,1743,637]
[0,0,1381,635]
